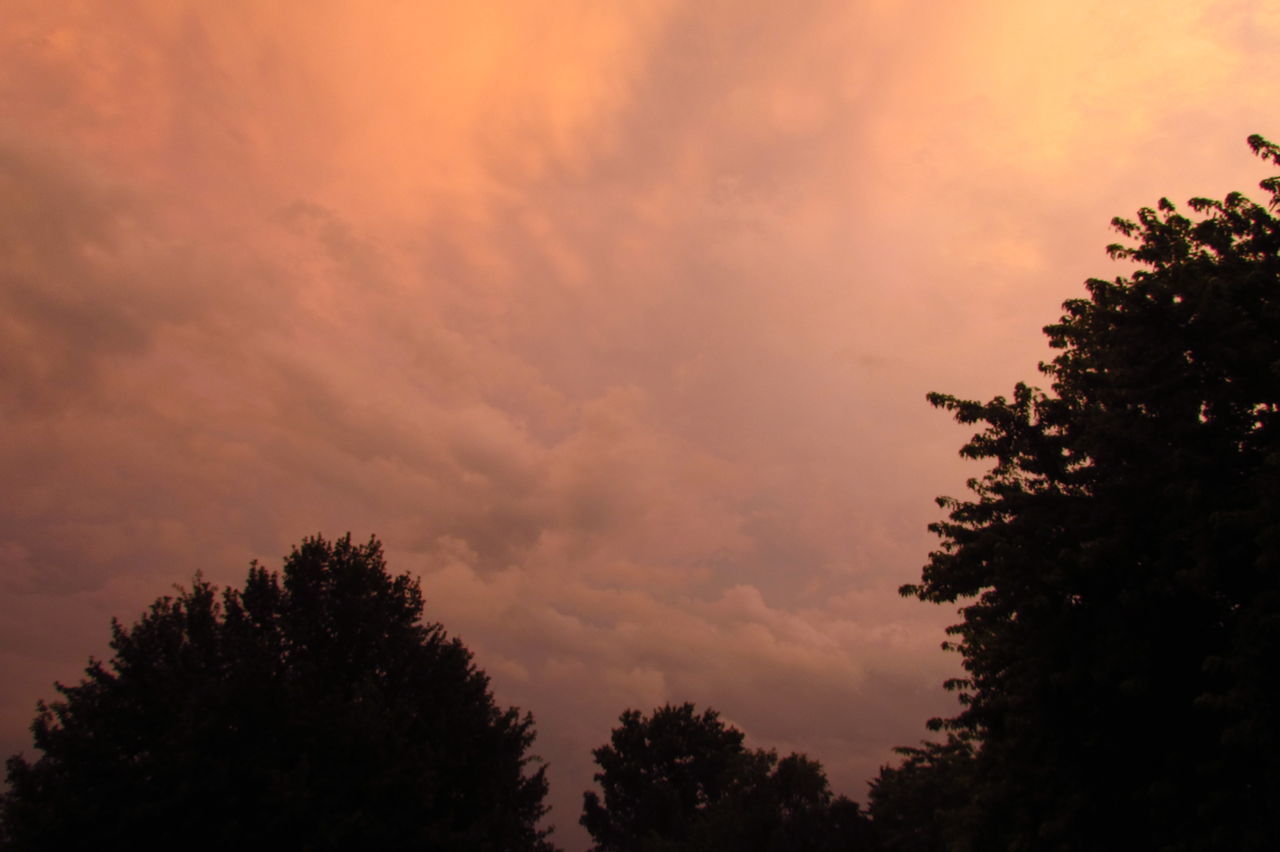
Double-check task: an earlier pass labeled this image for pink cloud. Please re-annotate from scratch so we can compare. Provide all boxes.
[3,1,1279,846]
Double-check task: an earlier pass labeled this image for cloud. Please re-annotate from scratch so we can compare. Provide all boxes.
[0,142,153,411]
[3,1,1279,847]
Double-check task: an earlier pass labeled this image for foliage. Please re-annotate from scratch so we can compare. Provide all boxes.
[581,703,875,852]
[900,135,1280,849]
[1,534,556,851]
[867,737,976,852]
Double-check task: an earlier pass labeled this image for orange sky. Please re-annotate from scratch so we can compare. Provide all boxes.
[3,1,1278,846]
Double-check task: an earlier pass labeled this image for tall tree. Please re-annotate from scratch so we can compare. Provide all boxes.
[901,135,1280,849]
[581,703,875,852]
[1,534,557,851]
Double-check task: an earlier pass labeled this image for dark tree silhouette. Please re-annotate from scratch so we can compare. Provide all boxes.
[1,534,557,851]
[896,135,1280,849]
[867,737,976,852]
[581,703,875,852]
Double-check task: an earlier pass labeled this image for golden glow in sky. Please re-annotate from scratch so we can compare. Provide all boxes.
[3,2,1278,847]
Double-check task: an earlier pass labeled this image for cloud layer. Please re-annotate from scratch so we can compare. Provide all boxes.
[4,1,1278,846]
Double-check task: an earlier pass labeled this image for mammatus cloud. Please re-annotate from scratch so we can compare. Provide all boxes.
[4,1,1279,846]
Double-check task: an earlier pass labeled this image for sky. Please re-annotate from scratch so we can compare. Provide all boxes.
[2,1,1278,847]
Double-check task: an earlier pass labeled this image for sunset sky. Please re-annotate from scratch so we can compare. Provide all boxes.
[3,1,1278,847]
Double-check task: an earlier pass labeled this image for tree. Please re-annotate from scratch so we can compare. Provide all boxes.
[867,737,976,852]
[1,534,557,851]
[900,135,1280,849]
[581,703,875,852]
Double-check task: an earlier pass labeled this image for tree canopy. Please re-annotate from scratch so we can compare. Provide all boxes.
[581,702,875,852]
[893,135,1280,849]
[867,737,976,852]
[1,534,556,851]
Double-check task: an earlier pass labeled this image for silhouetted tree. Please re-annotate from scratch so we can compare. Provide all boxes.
[1,534,557,851]
[898,135,1280,849]
[867,737,976,852]
[581,703,875,852]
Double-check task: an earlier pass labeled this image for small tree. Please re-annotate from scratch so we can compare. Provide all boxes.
[867,737,976,852]
[581,703,874,852]
[900,135,1280,849]
[1,534,557,851]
